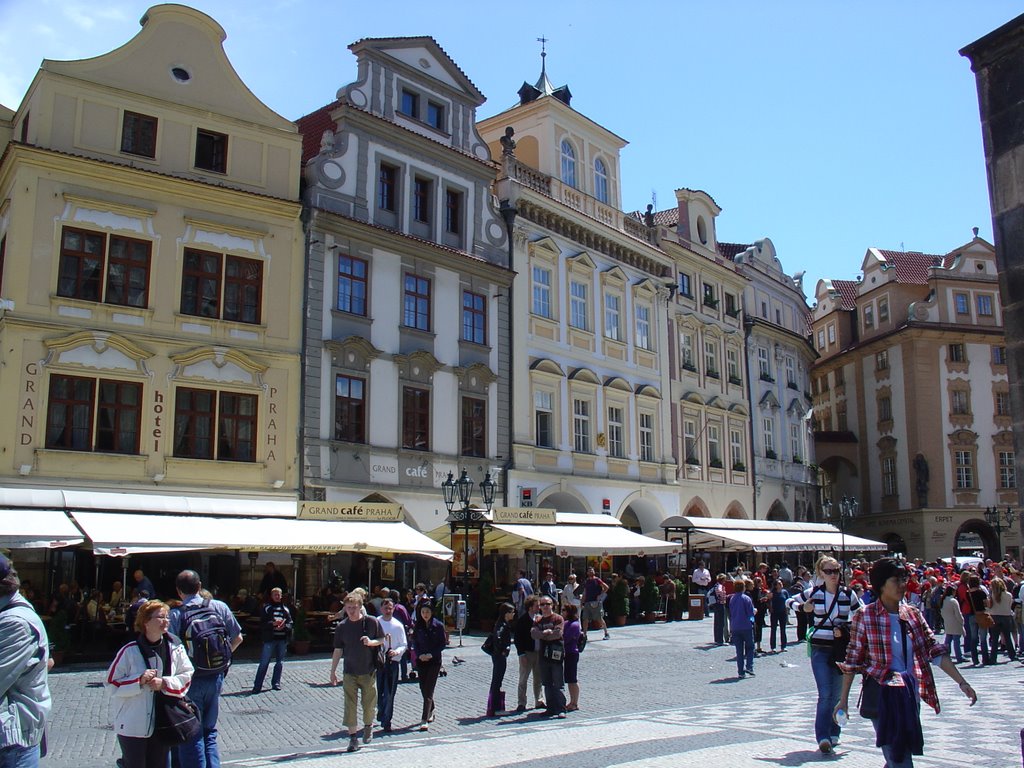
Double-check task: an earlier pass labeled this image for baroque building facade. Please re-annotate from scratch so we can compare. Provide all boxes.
[810,236,1016,560]
[0,5,305,586]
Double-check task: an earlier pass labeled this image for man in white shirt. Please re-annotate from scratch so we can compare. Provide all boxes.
[374,598,407,733]
[692,561,712,596]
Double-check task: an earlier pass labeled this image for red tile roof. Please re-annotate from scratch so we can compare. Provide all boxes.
[830,279,859,310]
[875,249,949,284]
[717,242,751,262]
[295,100,341,167]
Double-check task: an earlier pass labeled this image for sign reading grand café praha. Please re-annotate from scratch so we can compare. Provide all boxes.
[298,501,403,522]
[491,507,557,525]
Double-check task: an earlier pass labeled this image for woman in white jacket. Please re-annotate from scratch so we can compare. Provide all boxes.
[106,600,194,768]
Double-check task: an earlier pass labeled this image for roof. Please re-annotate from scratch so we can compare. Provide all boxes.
[875,249,950,284]
[627,207,679,227]
[830,279,860,310]
[295,100,341,167]
[348,36,484,103]
[717,242,752,262]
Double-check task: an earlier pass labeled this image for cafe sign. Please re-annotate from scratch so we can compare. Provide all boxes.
[298,502,403,522]
[492,507,557,525]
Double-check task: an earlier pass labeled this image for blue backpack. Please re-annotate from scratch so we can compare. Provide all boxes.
[180,599,232,676]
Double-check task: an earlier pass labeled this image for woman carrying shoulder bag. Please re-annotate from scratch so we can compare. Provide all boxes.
[412,602,446,731]
[106,600,194,768]
[486,603,516,717]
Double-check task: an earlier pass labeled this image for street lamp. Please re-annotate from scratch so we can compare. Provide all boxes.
[442,469,496,591]
[826,496,858,575]
[984,506,1016,560]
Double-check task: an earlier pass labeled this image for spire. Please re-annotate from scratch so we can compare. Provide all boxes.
[518,36,572,106]
[535,36,555,95]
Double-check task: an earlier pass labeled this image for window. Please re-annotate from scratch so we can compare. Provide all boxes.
[761,300,768,319]
[708,424,721,464]
[607,406,624,458]
[532,266,552,318]
[763,417,775,455]
[878,298,889,323]
[678,272,692,298]
[594,158,608,203]
[604,294,622,341]
[684,419,698,463]
[121,111,157,158]
[997,391,1011,417]
[194,129,227,173]
[403,274,431,331]
[955,450,974,489]
[951,389,970,415]
[334,374,365,443]
[337,254,368,316]
[462,291,486,344]
[680,332,696,371]
[427,101,445,131]
[0,235,5,295]
[879,396,892,422]
[635,305,651,350]
[573,398,591,452]
[776,308,782,325]
[402,387,430,451]
[58,227,151,308]
[725,293,738,316]
[461,397,486,457]
[785,356,796,387]
[955,293,970,314]
[560,140,576,188]
[727,348,740,383]
[569,281,588,330]
[828,324,836,344]
[400,89,419,117]
[882,456,897,496]
[46,374,141,454]
[790,424,801,459]
[174,387,256,461]
[834,367,845,385]
[817,330,825,350]
[181,249,263,324]
[704,339,718,377]
[949,343,965,363]
[837,403,848,431]
[993,346,1007,365]
[730,429,743,468]
[378,163,398,212]
[758,347,772,380]
[639,413,654,462]
[535,391,554,448]
[876,350,889,371]
[444,189,463,235]
[1000,451,1016,489]
[413,177,432,224]
[702,282,717,307]
[863,304,874,329]
[977,294,994,316]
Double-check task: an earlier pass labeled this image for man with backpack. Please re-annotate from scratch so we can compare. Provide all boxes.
[169,570,243,768]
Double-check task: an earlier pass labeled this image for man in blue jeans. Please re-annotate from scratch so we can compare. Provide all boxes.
[252,588,292,693]
[728,579,755,678]
[374,597,407,732]
[169,571,243,768]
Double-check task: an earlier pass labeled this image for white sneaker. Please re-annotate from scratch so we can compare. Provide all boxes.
[418,722,429,732]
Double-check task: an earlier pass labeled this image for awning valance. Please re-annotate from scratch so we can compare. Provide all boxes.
[0,509,84,549]
[69,511,453,560]
[0,487,296,518]
[659,515,887,553]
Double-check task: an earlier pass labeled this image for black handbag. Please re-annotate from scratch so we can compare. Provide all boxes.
[858,675,880,719]
[481,634,495,656]
[363,618,387,670]
[153,692,201,745]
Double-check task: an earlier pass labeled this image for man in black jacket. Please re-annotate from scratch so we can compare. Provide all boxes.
[252,588,292,693]
[512,595,543,712]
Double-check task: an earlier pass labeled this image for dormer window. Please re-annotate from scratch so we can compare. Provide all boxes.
[121,111,157,159]
[400,89,419,118]
[594,158,608,203]
[696,215,708,245]
[560,140,576,188]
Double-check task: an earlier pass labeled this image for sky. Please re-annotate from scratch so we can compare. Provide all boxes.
[0,0,1018,302]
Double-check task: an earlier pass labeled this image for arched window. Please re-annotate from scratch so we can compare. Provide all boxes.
[594,157,608,203]
[560,139,576,188]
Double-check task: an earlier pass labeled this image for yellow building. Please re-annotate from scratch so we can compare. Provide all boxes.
[0,5,304,591]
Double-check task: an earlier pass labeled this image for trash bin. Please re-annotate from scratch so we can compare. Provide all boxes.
[688,594,705,621]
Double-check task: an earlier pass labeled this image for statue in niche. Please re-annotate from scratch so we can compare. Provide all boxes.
[500,126,516,156]
[914,453,929,507]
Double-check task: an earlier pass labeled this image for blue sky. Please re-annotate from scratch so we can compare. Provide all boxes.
[1,0,1018,301]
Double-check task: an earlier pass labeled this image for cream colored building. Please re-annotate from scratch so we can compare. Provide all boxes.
[0,6,304,587]
[811,236,1016,560]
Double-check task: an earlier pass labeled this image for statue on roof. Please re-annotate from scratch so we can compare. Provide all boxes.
[500,127,516,156]
[644,204,655,228]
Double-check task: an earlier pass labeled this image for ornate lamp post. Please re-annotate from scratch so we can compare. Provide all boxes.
[984,506,1016,560]
[442,469,496,591]
[824,496,858,573]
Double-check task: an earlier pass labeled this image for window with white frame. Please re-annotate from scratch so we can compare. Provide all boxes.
[639,412,654,462]
[876,350,888,371]
[535,390,554,448]
[727,348,740,383]
[949,343,965,363]
[678,272,692,298]
[863,304,874,329]
[730,429,743,468]
[704,339,718,377]
[607,406,624,458]
[955,293,969,314]
[594,158,609,203]
[879,395,892,422]
[790,423,801,460]
[955,450,974,489]
[977,294,994,316]
[817,329,825,350]
[681,332,696,371]
[878,298,889,323]
[635,304,651,350]
[573,398,591,452]
[882,456,897,496]
[828,324,836,344]
[951,389,970,416]
[684,418,698,463]
[993,346,1007,365]
[560,139,577,188]
[604,294,622,341]
[532,265,552,318]
[763,417,775,455]
[708,424,721,465]
[785,356,796,387]
[758,347,772,380]
[1000,451,1016,489]
[996,391,1011,416]
[569,280,588,330]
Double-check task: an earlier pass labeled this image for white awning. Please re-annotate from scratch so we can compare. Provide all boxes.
[69,511,453,560]
[0,509,84,549]
[658,515,887,553]
[0,487,296,518]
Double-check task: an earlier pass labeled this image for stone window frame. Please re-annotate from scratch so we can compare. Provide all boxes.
[565,252,595,334]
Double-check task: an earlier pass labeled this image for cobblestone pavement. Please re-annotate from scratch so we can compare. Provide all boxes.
[48,619,1020,767]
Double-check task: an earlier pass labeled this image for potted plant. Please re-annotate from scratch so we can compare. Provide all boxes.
[765,449,777,460]
[607,578,629,626]
[47,611,70,666]
[732,461,746,472]
[640,579,661,621]
[290,607,312,654]
[710,457,724,469]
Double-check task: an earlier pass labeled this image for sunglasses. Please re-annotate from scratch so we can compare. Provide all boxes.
[821,568,841,576]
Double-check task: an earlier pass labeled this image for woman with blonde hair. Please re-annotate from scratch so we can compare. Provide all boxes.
[986,577,1016,661]
[106,600,194,768]
[787,554,861,754]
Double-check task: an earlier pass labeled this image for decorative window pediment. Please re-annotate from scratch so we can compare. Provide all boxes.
[635,384,662,400]
[787,398,804,416]
[566,251,597,271]
[994,430,1015,447]
[728,402,749,416]
[182,217,269,260]
[44,331,153,375]
[455,362,497,393]
[394,350,442,383]
[632,278,660,299]
[601,265,628,286]
[948,429,977,447]
[326,335,383,372]
[170,346,266,388]
[877,435,898,452]
[568,367,601,385]
[530,358,566,377]
[759,391,781,410]
[707,396,727,411]
[681,391,706,406]
[604,376,632,393]
[528,236,561,261]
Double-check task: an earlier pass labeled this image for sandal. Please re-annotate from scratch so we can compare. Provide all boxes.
[565,704,579,711]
